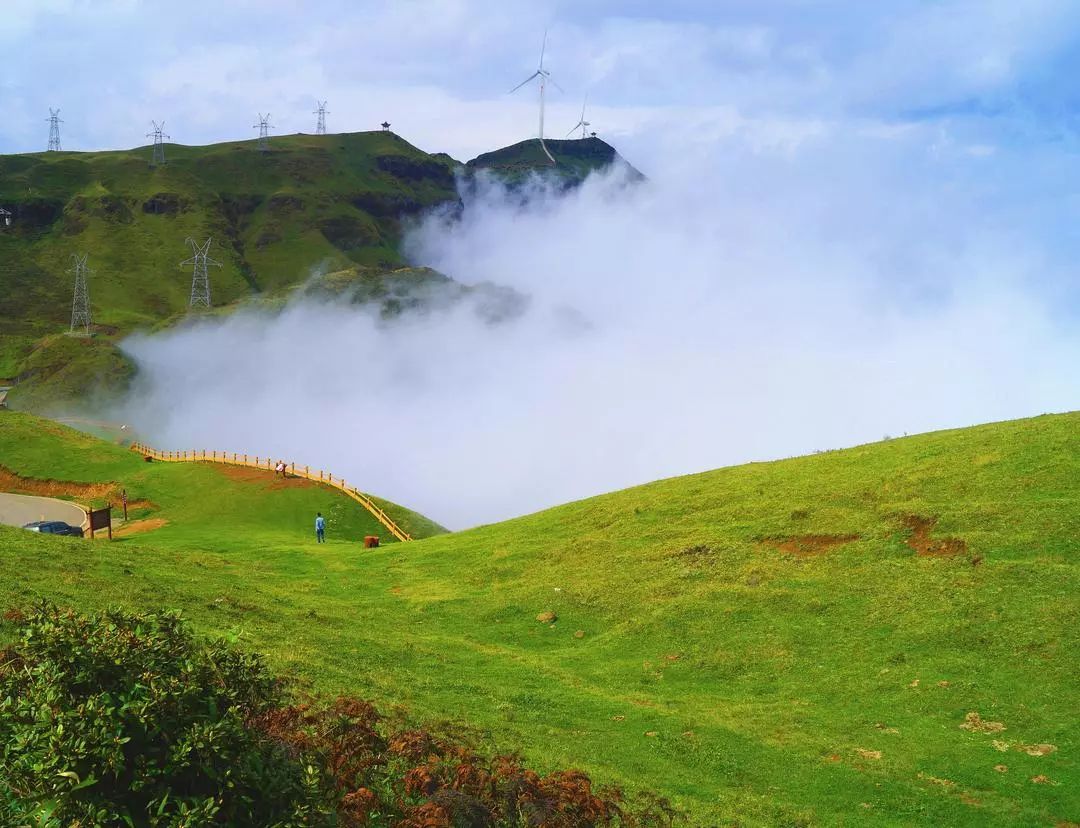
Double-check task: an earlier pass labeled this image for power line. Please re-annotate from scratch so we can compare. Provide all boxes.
[68,253,92,335]
[47,108,63,152]
[314,101,328,135]
[147,120,170,167]
[180,237,222,309]
[253,113,273,151]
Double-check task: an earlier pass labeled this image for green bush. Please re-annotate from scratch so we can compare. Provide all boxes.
[0,604,332,827]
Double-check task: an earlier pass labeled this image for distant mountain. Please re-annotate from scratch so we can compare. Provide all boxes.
[465,137,644,188]
[0,130,642,411]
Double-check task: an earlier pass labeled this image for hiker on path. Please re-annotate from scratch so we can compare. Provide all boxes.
[275,460,286,477]
[315,512,326,543]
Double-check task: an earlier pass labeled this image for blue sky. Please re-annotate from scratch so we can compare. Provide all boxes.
[3,1,1077,318]
[5,0,1080,163]
[7,1,1074,523]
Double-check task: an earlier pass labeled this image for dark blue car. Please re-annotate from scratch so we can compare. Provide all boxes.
[22,520,84,537]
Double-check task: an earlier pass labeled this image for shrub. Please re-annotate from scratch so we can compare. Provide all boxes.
[0,605,678,827]
[0,603,331,827]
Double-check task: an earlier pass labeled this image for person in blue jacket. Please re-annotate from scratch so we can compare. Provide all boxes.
[315,512,326,543]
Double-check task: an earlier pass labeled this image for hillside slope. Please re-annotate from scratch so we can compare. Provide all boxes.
[0,411,446,544]
[0,131,459,345]
[466,136,643,186]
[0,411,1076,824]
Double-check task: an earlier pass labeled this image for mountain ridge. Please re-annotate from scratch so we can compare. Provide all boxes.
[0,130,637,410]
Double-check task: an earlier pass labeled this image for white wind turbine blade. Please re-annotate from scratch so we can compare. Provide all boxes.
[539,29,548,70]
[509,71,541,93]
[547,75,565,94]
[566,122,583,137]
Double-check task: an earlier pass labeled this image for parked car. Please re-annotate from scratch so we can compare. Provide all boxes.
[22,520,84,537]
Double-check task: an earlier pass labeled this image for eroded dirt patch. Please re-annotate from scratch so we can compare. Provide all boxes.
[214,464,315,491]
[762,534,860,557]
[0,464,115,501]
[901,514,967,557]
[114,518,169,537]
[960,712,1005,734]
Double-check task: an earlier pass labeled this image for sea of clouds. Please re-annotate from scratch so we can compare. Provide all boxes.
[115,128,1079,529]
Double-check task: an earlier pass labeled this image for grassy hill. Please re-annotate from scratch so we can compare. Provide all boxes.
[0,132,636,412]
[0,411,445,545]
[0,409,1076,824]
[0,131,463,409]
[0,131,460,341]
[466,136,644,187]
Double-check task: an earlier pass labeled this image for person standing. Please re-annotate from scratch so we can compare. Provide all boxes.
[315,512,326,543]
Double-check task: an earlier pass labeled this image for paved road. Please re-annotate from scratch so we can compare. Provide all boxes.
[0,492,86,530]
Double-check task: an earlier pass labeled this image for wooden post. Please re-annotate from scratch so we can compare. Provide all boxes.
[122,488,128,521]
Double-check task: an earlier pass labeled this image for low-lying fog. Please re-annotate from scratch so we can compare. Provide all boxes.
[116,133,1080,528]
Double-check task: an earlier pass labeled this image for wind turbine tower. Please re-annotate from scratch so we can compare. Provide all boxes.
[314,101,328,135]
[567,96,591,139]
[510,31,562,164]
[180,237,222,309]
[68,254,92,335]
[147,120,170,166]
[254,113,273,151]
[47,108,63,151]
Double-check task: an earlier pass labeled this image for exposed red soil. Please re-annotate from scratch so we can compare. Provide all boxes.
[114,517,169,537]
[213,464,315,490]
[901,515,967,557]
[0,464,154,513]
[762,534,860,557]
[0,464,114,501]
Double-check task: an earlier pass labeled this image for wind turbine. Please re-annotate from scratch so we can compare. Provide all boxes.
[510,30,562,164]
[567,95,591,139]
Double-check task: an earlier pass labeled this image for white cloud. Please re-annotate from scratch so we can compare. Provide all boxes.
[116,132,1079,528]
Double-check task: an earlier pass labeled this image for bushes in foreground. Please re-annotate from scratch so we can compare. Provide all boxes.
[0,605,677,827]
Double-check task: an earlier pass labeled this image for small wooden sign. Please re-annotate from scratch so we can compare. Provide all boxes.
[88,506,112,540]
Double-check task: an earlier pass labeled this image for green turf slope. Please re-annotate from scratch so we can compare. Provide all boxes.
[0,411,1076,825]
[0,412,445,546]
[466,136,644,187]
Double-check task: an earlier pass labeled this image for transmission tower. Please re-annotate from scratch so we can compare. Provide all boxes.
[47,108,63,151]
[180,237,221,309]
[68,253,92,335]
[147,120,170,166]
[253,113,273,151]
[314,101,328,135]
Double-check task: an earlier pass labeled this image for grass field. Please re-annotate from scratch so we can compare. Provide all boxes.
[0,410,1077,825]
[0,131,463,408]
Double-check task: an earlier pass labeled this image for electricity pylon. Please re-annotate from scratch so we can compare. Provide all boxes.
[314,101,328,135]
[47,108,63,151]
[180,237,221,309]
[68,253,92,335]
[253,113,272,151]
[147,120,170,166]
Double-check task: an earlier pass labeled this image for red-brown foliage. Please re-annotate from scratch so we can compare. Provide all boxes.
[251,693,680,827]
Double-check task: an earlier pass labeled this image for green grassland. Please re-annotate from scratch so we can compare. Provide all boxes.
[0,131,460,411]
[0,412,443,547]
[0,409,1076,825]
[0,132,625,411]
[466,137,644,186]
[0,132,461,342]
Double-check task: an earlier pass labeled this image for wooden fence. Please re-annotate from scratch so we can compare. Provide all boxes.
[129,442,411,542]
